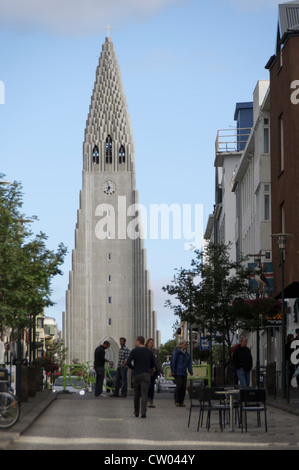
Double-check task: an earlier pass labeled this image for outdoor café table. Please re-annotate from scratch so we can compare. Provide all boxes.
[215,389,240,432]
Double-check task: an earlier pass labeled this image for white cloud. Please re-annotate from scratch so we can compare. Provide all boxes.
[0,0,185,35]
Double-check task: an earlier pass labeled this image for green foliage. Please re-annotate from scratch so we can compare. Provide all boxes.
[163,242,252,353]
[0,181,67,330]
[46,338,68,368]
[158,338,178,365]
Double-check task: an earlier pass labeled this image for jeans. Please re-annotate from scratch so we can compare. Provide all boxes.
[236,369,251,387]
[113,366,128,397]
[148,375,156,402]
[95,366,105,396]
[132,373,150,416]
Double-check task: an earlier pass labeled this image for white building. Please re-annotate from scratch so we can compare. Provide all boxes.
[63,36,159,365]
[210,102,253,261]
[230,81,282,369]
[231,81,271,264]
[205,81,285,376]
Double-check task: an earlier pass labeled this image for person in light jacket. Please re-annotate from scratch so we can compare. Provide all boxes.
[170,340,193,407]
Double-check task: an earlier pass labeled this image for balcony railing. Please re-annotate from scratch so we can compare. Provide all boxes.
[215,128,252,154]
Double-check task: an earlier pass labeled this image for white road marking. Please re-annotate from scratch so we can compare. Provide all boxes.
[15,436,288,448]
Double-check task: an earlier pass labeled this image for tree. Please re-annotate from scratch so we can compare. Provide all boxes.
[163,242,252,358]
[158,338,178,365]
[46,338,68,369]
[0,180,67,331]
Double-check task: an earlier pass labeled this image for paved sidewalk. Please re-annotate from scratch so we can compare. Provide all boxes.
[0,390,57,450]
[1,388,299,450]
[268,391,299,417]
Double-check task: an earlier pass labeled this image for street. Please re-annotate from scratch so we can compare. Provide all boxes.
[4,391,299,451]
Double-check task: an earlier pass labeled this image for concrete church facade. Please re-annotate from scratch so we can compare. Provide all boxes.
[63,36,159,365]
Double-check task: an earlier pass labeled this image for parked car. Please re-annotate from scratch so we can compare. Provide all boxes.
[52,376,86,395]
[155,375,176,393]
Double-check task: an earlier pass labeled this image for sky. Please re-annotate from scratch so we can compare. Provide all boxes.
[0,0,282,344]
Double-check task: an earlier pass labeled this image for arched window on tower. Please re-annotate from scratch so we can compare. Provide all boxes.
[92,145,99,165]
[119,145,125,165]
[105,135,113,164]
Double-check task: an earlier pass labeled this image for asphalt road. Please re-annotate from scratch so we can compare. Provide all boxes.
[5,391,299,451]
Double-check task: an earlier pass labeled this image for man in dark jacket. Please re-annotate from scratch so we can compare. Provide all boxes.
[127,336,156,418]
[94,340,111,397]
[233,337,253,387]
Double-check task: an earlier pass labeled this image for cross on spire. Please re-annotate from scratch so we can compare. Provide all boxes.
[105,24,112,38]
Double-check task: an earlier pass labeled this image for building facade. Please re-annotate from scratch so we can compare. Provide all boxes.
[266,0,299,301]
[205,81,280,370]
[63,36,159,365]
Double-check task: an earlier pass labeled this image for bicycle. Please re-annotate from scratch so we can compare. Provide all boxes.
[104,365,116,391]
[65,362,116,392]
[63,362,95,391]
[0,373,20,429]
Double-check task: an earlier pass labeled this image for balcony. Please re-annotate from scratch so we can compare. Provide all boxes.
[215,128,252,154]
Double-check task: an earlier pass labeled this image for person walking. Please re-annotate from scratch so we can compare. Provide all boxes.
[94,340,111,397]
[127,336,156,418]
[233,337,253,387]
[111,337,130,398]
[170,339,193,407]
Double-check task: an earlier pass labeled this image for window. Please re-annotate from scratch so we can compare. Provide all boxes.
[119,145,125,164]
[107,253,111,261]
[105,135,112,164]
[108,296,112,304]
[280,202,285,233]
[92,145,99,164]
[264,184,271,221]
[279,114,284,173]
[263,118,270,154]
[264,194,270,220]
[108,274,111,282]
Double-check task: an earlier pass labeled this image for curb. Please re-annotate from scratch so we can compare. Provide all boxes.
[268,400,299,417]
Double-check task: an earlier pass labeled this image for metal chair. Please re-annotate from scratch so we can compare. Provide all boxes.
[197,387,230,432]
[187,385,204,427]
[240,388,267,432]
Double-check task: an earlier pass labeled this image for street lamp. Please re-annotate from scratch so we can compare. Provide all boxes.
[271,233,293,399]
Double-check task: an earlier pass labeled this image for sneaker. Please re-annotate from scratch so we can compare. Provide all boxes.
[99,393,106,397]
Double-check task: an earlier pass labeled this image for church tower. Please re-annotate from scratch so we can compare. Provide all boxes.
[63,35,159,364]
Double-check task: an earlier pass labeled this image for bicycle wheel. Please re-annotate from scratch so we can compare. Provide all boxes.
[68,368,87,389]
[0,391,20,429]
[104,367,116,390]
